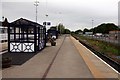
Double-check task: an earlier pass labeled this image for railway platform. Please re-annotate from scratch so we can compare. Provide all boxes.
[2,35,119,79]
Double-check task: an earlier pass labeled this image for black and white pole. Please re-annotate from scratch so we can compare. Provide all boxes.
[34,0,39,23]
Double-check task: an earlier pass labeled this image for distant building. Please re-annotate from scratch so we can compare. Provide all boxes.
[85,32,93,35]
[95,33,102,37]
[78,32,83,35]
[109,30,120,40]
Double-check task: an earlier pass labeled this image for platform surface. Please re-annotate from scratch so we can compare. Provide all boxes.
[2,35,119,79]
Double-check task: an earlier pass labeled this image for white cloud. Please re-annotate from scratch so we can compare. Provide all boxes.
[1,0,119,31]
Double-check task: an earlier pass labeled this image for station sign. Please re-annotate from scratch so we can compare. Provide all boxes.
[43,22,51,26]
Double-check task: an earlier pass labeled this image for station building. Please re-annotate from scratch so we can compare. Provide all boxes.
[8,18,46,53]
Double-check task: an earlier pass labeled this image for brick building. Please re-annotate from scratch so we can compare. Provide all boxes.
[109,30,120,40]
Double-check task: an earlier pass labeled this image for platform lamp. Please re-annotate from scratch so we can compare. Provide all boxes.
[92,19,94,38]
[34,0,39,23]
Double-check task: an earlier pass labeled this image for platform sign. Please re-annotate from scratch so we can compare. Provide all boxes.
[43,22,51,26]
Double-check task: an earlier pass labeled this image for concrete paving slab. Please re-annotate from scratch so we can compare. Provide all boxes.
[2,35,119,79]
[46,36,93,78]
[2,36,64,78]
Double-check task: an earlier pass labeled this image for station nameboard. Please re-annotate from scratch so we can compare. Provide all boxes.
[43,22,51,26]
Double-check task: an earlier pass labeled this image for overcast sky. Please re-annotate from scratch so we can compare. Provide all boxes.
[1,0,120,31]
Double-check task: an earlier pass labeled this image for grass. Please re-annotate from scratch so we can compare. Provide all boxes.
[73,34,120,63]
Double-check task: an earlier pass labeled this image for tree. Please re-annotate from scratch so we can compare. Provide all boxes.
[57,23,65,34]
[75,29,83,34]
[83,28,90,34]
[64,29,71,34]
[93,23,119,34]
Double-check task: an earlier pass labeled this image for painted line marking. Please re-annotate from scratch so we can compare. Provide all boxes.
[78,39,119,74]
[42,35,66,79]
[71,36,119,79]
[70,36,105,78]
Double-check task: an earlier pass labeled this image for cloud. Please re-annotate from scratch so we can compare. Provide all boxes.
[1,0,119,31]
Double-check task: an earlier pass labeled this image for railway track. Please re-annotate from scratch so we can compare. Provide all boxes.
[73,35,120,73]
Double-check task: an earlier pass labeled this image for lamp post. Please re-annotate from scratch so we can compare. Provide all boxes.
[59,12,62,35]
[92,19,94,38]
[34,0,39,23]
[92,19,94,28]
[2,16,4,21]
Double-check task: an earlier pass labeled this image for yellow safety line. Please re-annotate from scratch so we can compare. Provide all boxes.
[70,36,106,79]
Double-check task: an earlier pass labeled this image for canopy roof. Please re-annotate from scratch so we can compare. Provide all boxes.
[9,18,43,28]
